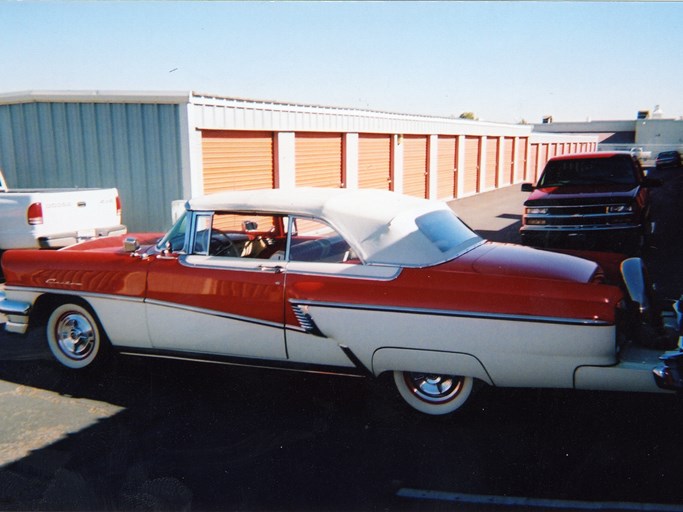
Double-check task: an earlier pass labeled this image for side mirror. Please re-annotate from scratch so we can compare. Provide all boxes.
[123,237,140,253]
[243,220,258,232]
[621,257,651,319]
[521,183,534,192]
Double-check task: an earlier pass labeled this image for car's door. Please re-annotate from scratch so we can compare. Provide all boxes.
[144,211,289,360]
[281,216,401,369]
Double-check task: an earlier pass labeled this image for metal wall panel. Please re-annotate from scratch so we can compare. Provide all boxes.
[502,137,514,186]
[0,102,183,232]
[516,138,528,183]
[191,94,537,138]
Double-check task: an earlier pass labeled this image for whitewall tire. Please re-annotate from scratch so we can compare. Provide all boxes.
[393,371,474,415]
[46,302,108,370]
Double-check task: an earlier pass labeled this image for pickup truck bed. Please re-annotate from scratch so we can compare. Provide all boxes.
[0,171,126,250]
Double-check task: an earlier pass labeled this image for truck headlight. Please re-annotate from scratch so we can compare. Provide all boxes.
[525,207,548,215]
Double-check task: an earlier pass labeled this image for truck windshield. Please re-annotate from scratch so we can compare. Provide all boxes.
[538,156,638,187]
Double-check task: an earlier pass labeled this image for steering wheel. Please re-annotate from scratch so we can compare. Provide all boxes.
[209,233,239,257]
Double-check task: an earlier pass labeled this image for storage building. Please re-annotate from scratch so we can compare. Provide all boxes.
[0,91,597,232]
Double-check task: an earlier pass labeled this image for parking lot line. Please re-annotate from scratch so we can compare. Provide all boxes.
[397,488,683,511]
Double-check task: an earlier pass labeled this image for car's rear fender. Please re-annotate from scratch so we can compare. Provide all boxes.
[371,347,494,385]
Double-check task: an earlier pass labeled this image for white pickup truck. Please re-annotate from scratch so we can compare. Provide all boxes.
[0,170,126,250]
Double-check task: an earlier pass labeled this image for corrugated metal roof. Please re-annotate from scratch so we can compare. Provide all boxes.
[0,90,191,105]
[189,92,533,136]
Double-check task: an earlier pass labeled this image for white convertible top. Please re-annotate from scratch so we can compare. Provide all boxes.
[187,188,481,266]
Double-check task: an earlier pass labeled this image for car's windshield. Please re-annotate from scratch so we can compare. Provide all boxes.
[538,156,638,187]
[156,212,188,252]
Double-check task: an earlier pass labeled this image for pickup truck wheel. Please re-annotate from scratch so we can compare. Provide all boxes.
[46,303,108,370]
[393,371,474,415]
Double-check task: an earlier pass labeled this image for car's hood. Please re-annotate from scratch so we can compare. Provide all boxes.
[444,241,600,284]
[525,184,638,206]
[60,233,164,254]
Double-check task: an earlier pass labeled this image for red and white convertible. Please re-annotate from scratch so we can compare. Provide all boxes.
[1,188,680,415]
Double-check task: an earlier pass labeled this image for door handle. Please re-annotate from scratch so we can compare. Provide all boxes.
[258,264,284,274]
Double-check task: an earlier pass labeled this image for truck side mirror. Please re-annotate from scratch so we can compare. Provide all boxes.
[521,183,534,192]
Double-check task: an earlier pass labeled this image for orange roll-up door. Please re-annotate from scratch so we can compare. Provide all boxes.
[295,133,343,188]
[529,144,539,182]
[202,130,274,194]
[485,137,499,190]
[359,134,392,190]
[402,135,428,198]
[463,136,481,195]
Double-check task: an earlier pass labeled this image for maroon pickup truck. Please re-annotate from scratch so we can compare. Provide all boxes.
[520,152,660,254]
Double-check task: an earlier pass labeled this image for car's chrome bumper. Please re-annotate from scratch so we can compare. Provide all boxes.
[652,297,683,391]
[0,291,32,334]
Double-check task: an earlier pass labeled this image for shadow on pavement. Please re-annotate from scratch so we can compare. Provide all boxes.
[2,344,683,510]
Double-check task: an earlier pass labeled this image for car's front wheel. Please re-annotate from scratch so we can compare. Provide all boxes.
[393,371,474,415]
[46,302,109,370]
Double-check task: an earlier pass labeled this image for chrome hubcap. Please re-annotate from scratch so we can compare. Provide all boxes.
[404,373,463,404]
[55,313,95,360]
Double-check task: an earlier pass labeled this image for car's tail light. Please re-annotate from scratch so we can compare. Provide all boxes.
[115,195,122,218]
[27,202,43,225]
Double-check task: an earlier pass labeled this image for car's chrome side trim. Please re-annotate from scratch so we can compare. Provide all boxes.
[180,255,403,281]
[291,299,612,327]
[116,348,367,378]
[339,345,373,377]
[291,304,326,337]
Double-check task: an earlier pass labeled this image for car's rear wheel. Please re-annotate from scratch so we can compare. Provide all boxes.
[393,371,474,415]
[46,302,109,370]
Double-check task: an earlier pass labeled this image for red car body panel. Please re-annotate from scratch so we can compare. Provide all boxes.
[1,235,623,328]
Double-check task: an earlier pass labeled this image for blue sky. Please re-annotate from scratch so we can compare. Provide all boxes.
[2,1,681,124]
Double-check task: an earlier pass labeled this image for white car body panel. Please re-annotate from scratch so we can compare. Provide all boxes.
[145,302,287,360]
[300,305,617,388]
